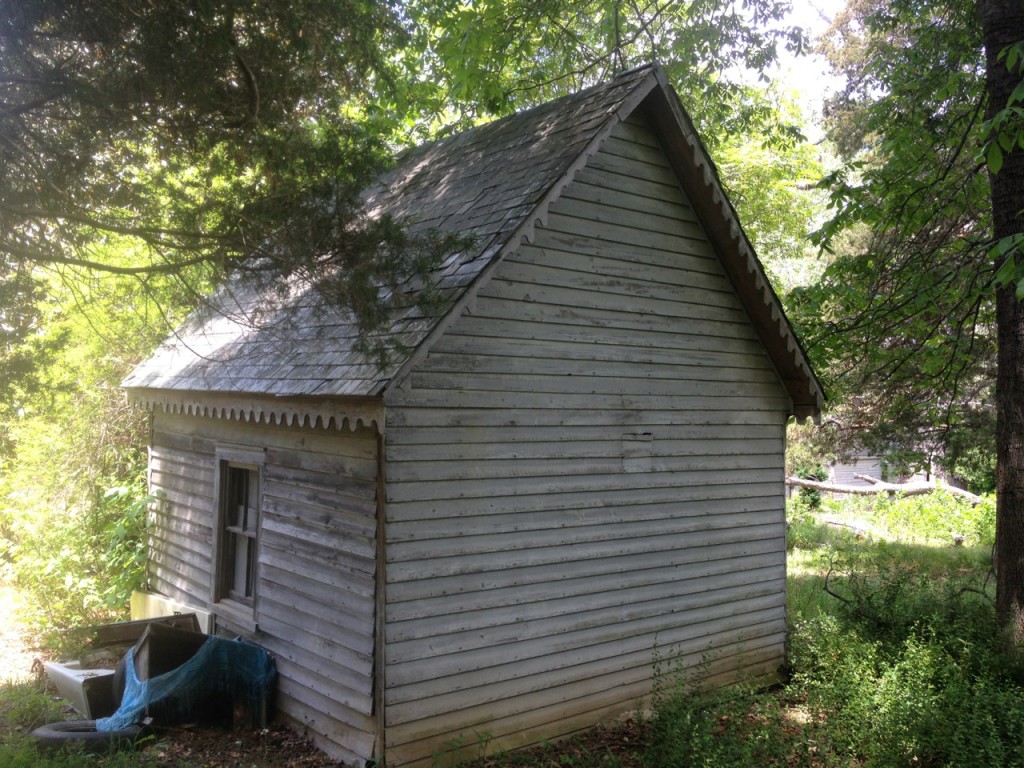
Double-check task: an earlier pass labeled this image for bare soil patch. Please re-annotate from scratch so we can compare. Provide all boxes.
[141,723,343,767]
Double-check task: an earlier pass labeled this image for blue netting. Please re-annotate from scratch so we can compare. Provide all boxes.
[97,636,275,732]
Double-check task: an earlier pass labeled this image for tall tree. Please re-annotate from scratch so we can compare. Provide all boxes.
[398,0,805,141]
[800,0,1024,632]
[980,0,1024,637]
[796,0,994,477]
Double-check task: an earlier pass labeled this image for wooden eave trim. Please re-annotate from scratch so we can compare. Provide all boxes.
[124,387,384,433]
[642,72,826,419]
[380,70,662,398]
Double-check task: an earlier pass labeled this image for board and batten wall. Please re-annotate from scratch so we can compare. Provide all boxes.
[146,408,380,764]
[381,112,792,767]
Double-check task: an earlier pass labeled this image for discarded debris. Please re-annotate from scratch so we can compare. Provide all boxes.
[35,613,276,754]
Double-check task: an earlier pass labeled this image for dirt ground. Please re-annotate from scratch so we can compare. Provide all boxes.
[140,720,645,768]
[141,722,346,767]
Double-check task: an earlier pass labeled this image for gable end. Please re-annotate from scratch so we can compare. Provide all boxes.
[640,73,824,420]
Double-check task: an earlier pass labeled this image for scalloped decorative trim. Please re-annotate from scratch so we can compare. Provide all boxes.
[670,90,824,413]
[125,388,382,433]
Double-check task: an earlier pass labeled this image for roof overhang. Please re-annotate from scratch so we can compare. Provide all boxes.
[640,69,826,421]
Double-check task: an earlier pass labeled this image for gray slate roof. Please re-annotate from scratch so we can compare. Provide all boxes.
[123,64,825,418]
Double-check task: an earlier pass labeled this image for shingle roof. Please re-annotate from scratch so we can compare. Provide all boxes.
[123,64,824,420]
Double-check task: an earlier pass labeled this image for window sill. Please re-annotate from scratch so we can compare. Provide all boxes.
[213,599,259,635]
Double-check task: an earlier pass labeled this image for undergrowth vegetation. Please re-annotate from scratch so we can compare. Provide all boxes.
[1,480,155,655]
[0,677,160,767]
[0,267,186,655]
[640,490,1008,768]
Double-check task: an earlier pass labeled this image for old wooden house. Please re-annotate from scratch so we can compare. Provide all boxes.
[123,64,824,766]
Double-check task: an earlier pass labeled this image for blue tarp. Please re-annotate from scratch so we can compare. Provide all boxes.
[97,635,275,732]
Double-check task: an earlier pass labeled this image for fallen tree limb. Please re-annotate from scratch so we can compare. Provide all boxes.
[785,476,983,505]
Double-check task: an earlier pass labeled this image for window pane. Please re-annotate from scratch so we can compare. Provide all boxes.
[219,462,259,606]
[231,535,252,599]
[228,467,249,529]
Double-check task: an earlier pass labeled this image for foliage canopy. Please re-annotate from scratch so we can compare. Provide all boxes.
[791,0,1001,485]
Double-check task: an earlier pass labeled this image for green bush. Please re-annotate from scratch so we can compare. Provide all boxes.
[0,259,185,654]
[785,495,820,550]
[818,543,995,644]
[787,557,1024,768]
[644,675,799,768]
[871,491,996,547]
[789,614,1024,768]
[5,478,153,655]
[792,460,829,510]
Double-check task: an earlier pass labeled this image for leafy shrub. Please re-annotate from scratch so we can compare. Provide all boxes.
[644,675,799,768]
[786,495,869,552]
[819,544,996,646]
[790,614,1024,768]
[0,263,179,654]
[6,478,153,655]
[788,555,1024,768]
[793,460,829,510]
[785,495,820,550]
[942,428,997,495]
[786,614,882,759]
[871,491,996,547]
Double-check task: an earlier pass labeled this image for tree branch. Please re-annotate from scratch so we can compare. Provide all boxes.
[786,475,983,504]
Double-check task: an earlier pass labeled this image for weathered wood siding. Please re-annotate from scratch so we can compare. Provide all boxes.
[146,410,379,764]
[381,113,792,766]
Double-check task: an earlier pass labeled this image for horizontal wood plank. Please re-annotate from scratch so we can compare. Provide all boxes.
[386,553,783,624]
[380,111,791,766]
[147,409,379,762]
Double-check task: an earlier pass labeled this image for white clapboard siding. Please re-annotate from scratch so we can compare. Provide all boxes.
[147,409,379,763]
[386,492,779,539]
[387,405,784,429]
[380,112,791,766]
[386,631,784,767]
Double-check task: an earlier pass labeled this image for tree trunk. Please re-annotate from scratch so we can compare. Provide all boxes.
[981,0,1024,639]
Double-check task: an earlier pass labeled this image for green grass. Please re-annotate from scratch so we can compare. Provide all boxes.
[0,677,158,767]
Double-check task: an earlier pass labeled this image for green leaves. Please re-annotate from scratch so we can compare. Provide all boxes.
[980,41,1024,176]
[991,233,1024,298]
[0,0,431,342]
[402,0,806,139]
[797,0,997,469]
